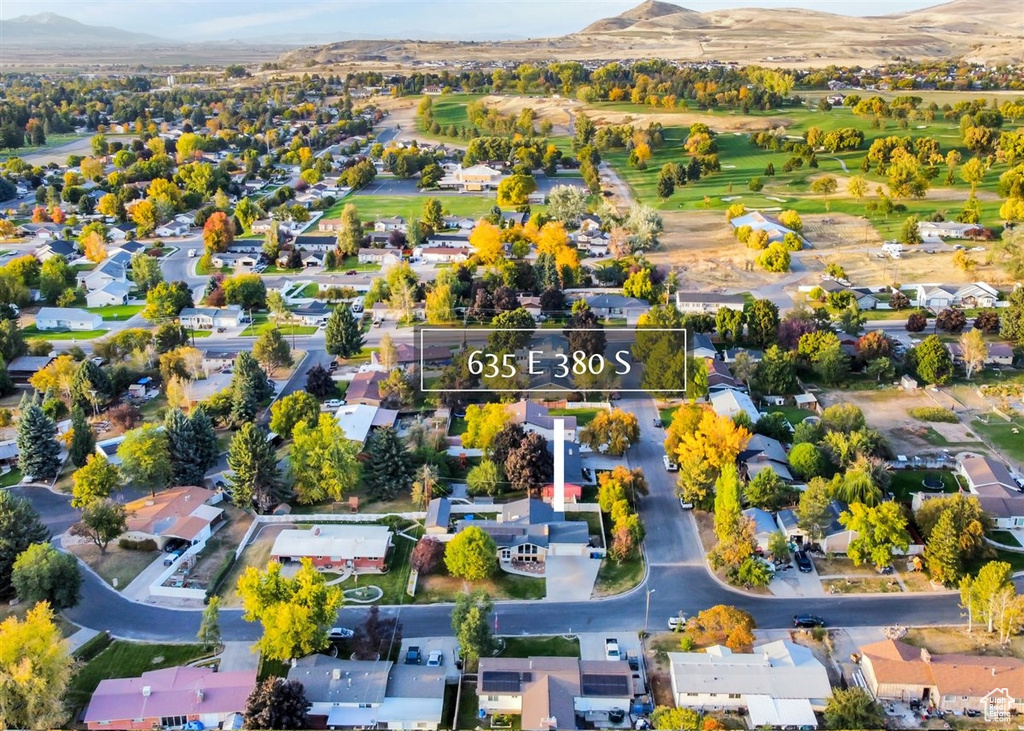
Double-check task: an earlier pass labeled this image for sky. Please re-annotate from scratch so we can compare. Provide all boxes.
[0,0,949,42]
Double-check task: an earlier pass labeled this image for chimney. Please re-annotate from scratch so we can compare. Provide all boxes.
[195,688,203,703]
[921,649,931,663]
[993,668,997,676]
[332,668,341,680]
[142,686,151,697]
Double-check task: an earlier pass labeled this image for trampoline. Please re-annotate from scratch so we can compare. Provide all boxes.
[922,475,945,490]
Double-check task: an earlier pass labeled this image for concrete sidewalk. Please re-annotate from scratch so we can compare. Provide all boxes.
[122,554,173,602]
[65,627,100,653]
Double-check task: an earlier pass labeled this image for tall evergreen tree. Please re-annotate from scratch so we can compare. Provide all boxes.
[363,426,413,500]
[324,304,364,358]
[227,423,286,513]
[190,406,219,477]
[0,354,13,397]
[69,406,95,468]
[16,394,60,480]
[70,359,110,413]
[925,509,963,587]
[230,352,273,424]
[164,408,204,486]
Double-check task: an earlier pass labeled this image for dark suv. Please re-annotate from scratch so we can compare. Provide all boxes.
[794,550,813,573]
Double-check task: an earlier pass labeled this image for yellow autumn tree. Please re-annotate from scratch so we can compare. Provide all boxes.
[82,230,107,263]
[469,220,504,265]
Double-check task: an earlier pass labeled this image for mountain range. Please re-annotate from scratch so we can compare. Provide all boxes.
[0,12,168,46]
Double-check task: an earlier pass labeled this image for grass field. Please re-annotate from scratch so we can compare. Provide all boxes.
[970,416,1024,465]
[67,641,212,712]
[23,325,106,340]
[500,636,580,658]
[85,304,143,321]
[889,469,959,502]
[0,469,22,488]
[547,407,603,427]
[0,133,80,161]
[323,193,498,222]
[240,313,317,337]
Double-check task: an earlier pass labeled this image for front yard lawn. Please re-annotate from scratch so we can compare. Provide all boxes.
[594,548,644,597]
[67,543,158,589]
[67,641,212,713]
[0,468,22,487]
[241,313,317,336]
[547,407,603,428]
[501,636,579,658]
[415,567,545,603]
[85,304,144,321]
[970,415,1024,464]
[23,325,107,340]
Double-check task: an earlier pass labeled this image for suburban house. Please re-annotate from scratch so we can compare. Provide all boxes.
[289,656,446,730]
[121,487,225,550]
[292,235,338,252]
[710,388,761,425]
[82,666,255,731]
[179,306,245,330]
[373,216,406,232]
[667,640,831,728]
[860,638,1024,715]
[741,434,794,482]
[443,215,476,230]
[438,164,505,192]
[541,483,583,504]
[154,221,189,237]
[5,355,55,384]
[691,332,717,360]
[317,218,345,233]
[729,211,800,245]
[414,246,470,263]
[34,307,103,332]
[776,499,857,552]
[579,293,650,322]
[477,656,636,731]
[251,219,282,234]
[453,498,595,566]
[34,238,78,261]
[345,370,388,407]
[508,400,579,442]
[723,348,763,364]
[334,403,399,444]
[211,252,258,270]
[20,222,65,240]
[957,455,1024,528]
[358,248,403,266]
[948,340,1014,366]
[200,350,238,375]
[744,507,781,551]
[918,221,986,242]
[916,282,998,310]
[426,231,472,248]
[79,251,131,292]
[270,524,392,572]
[85,280,131,308]
[369,301,427,323]
[675,291,746,314]
[291,301,331,326]
[501,210,529,227]
[707,358,739,390]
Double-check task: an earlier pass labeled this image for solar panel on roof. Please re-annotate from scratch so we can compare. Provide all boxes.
[480,671,531,692]
[581,673,630,696]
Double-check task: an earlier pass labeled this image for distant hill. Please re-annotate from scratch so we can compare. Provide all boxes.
[0,12,167,46]
[277,0,1022,67]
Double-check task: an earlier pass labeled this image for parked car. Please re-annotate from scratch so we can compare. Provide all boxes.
[426,650,443,667]
[162,548,186,566]
[678,497,694,510]
[667,614,687,631]
[323,399,343,409]
[328,361,339,371]
[188,249,197,258]
[604,638,621,662]
[653,418,663,428]
[346,269,357,275]
[329,627,354,640]
[794,551,813,573]
[405,646,421,665]
[163,538,188,554]
[793,614,826,628]
[663,455,679,472]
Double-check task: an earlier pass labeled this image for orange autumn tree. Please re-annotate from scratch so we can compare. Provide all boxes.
[683,604,756,652]
[469,220,503,265]
[82,230,107,263]
[31,206,48,223]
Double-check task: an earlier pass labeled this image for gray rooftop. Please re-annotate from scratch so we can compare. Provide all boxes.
[287,656,391,705]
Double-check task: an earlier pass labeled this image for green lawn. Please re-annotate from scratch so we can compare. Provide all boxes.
[67,641,212,712]
[889,469,959,502]
[0,469,22,488]
[186,328,212,339]
[765,405,817,426]
[298,283,320,297]
[448,414,469,436]
[989,530,1022,548]
[594,549,645,597]
[0,132,80,161]
[85,304,143,321]
[970,416,1024,464]
[500,636,580,658]
[327,255,382,273]
[659,406,678,426]
[547,407,603,428]
[323,194,499,222]
[22,325,106,341]
[240,314,317,337]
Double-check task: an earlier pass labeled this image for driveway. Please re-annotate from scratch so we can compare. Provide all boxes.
[544,556,600,602]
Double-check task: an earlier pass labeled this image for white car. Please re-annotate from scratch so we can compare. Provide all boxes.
[329,627,354,640]
[188,249,197,258]
[426,650,443,667]
[322,399,344,409]
[663,455,679,472]
[667,614,687,631]
[604,638,621,662]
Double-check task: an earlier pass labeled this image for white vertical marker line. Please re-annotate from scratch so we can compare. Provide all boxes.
[553,417,565,514]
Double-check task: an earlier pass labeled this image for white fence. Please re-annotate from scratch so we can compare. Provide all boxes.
[149,539,209,601]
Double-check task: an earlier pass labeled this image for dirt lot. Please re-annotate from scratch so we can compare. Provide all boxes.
[218,523,287,607]
[827,389,984,456]
[904,626,1024,659]
[185,505,254,588]
[646,210,777,290]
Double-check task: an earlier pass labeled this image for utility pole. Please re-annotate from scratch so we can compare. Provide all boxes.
[644,587,655,635]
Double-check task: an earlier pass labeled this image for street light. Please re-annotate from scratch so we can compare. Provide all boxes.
[644,587,656,634]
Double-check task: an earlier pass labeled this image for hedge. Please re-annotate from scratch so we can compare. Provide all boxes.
[118,537,158,551]
[73,630,113,661]
[909,406,959,423]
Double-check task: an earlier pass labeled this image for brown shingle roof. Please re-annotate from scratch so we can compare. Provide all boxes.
[862,639,1024,698]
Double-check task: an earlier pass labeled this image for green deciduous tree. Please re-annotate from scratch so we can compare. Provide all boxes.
[335,203,363,256]
[841,502,910,569]
[71,453,120,508]
[73,499,127,555]
[467,459,504,496]
[253,328,293,375]
[913,334,954,385]
[451,590,495,670]
[290,414,361,504]
[117,424,171,496]
[269,391,320,439]
[12,542,81,609]
[142,280,193,321]
[236,558,343,662]
[445,526,498,580]
[825,687,885,730]
[198,595,221,649]
[0,491,49,599]
[579,409,640,456]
